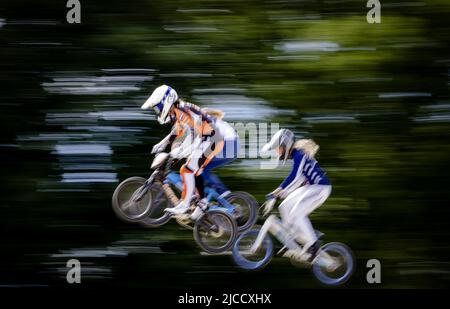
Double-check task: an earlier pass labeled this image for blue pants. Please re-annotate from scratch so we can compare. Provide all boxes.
[201,139,238,195]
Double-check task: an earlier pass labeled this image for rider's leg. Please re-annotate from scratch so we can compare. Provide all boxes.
[201,158,232,195]
[164,164,196,214]
[279,186,309,234]
[165,146,205,214]
[296,216,317,248]
[288,185,332,256]
[192,174,209,217]
[277,187,310,257]
[190,139,225,219]
[195,174,205,199]
[201,139,237,196]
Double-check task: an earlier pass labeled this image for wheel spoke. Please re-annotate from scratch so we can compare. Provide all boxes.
[121,200,134,211]
[195,211,236,253]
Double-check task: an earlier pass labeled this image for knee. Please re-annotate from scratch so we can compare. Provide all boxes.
[316,185,332,206]
[324,185,332,199]
[188,157,202,174]
[180,164,193,175]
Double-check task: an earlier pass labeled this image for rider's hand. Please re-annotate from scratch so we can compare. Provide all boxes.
[266,187,283,200]
[262,198,276,217]
[151,140,168,154]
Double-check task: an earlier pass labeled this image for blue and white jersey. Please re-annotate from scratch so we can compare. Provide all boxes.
[280,148,330,195]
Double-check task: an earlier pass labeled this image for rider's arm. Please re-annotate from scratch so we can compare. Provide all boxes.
[265,151,304,200]
[163,126,179,144]
[152,126,179,153]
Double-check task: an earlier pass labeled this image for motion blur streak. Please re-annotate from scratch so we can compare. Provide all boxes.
[0,0,449,288]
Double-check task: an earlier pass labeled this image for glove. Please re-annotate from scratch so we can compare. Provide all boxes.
[262,198,276,217]
[266,187,283,200]
[151,140,169,154]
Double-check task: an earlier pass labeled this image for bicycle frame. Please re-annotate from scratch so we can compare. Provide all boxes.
[165,172,235,214]
[131,172,156,202]
[251,215,301,253]
[250,215,337,269]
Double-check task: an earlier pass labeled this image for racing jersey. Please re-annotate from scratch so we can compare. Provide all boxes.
[280,148,331,194]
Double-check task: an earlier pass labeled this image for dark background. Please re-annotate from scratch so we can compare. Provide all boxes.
[0,0,449,288]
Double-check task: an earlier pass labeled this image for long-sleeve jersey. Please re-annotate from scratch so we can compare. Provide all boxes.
[280,148,330,194]
[173,101,216,138]
[162,101,215,147]
[167,101,237,144]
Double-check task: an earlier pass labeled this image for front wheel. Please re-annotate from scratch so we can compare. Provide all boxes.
[139,183,173,228]
[193,209,237,254]
[312,242,354,286]
[232,229,273,270]
[112,176,152,223]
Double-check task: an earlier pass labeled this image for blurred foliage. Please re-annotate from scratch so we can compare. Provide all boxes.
[0,0,450,288]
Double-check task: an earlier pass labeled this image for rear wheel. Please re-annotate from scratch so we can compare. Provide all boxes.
[312,242,354,286]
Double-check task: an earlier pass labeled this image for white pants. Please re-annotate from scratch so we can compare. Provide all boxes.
[279,184,331,246]
[180,137,224,207]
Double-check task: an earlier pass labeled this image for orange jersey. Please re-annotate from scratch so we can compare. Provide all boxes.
[172,101,216,138]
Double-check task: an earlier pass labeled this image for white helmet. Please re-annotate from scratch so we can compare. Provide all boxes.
[141,85,178,124]
[261,129,295,163]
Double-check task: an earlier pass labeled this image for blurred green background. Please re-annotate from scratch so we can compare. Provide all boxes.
[0,0,449,288]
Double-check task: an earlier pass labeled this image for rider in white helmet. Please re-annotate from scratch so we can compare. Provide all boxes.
[142,85,236,219]
[261,129,332,261]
